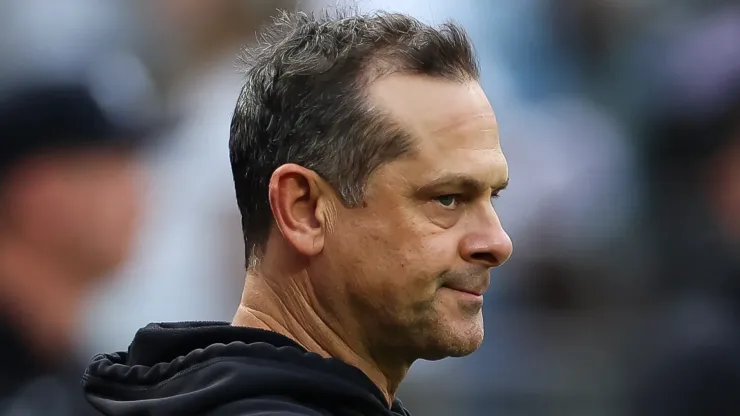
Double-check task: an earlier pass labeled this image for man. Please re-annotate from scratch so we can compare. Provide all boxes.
[83,9,512,416]
[0,67,164,414]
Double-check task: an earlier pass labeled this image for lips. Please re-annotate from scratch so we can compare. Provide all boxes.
[440,269,490,297]
[443,285,485,297]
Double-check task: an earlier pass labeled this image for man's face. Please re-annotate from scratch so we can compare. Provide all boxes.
[316,75,512,361]
[55,148,145,278]
[5,147,145,281]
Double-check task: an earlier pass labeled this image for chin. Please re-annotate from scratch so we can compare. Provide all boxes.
[85,243,132,280]
[418,319,485,361]
[419,337,483,361]
[446,331,485,358]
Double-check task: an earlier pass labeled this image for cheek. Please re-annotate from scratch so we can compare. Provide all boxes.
[82,167,144,243]
[105,174,144,237]
[395,216,462,282]
[338,215,447,297]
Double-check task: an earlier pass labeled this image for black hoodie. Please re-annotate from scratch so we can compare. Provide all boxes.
[82,322,412,416]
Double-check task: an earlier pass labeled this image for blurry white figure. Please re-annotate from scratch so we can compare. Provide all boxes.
[83,0,294,353]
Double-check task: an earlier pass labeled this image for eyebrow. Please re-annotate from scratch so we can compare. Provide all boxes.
[416,174,509,195]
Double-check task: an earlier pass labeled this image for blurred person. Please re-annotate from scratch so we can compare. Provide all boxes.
[82,9,512,416]
[627,6,740,415]
[0,65,164,413]
[84,0,297,353]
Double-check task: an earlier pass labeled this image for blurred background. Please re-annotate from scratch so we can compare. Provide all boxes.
[1,0,739,415]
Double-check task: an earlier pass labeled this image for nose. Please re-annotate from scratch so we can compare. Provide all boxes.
[459,211,513,269]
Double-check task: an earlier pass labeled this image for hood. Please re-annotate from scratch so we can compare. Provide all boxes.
[82,322,410,416]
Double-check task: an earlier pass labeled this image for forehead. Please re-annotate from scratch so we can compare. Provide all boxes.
[367,74,506,185]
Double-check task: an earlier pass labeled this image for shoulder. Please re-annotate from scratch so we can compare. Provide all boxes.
[206,396,328,416]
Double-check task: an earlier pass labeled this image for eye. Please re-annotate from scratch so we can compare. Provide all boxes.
[435,194,459,209]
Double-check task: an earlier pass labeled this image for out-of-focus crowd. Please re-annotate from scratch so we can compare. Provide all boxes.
[1,0,739,415]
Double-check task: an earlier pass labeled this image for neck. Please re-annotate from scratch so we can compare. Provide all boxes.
[233,270,408,406]
[0,240,86,363]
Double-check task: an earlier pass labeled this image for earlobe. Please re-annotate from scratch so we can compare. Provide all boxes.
[268,164,325,257]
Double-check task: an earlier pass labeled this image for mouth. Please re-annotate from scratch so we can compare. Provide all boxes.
[442,285,484,297]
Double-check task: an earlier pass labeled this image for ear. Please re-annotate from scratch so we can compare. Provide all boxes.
[268,163,332,257]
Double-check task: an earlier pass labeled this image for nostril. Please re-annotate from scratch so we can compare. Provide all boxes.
[471,251,497,266]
